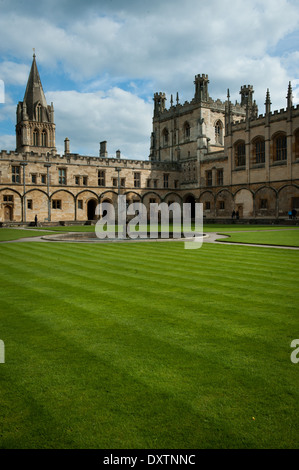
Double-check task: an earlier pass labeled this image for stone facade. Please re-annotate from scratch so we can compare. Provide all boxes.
[1,55,299,224]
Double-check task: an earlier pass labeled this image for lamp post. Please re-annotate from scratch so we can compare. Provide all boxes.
[20,162,27,222]
[44,163,51,221]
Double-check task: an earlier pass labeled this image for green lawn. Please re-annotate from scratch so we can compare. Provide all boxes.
[0,241,298,449]
[218,229,299,247]
[0,228,53,241]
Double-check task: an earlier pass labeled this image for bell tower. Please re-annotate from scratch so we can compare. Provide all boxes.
[16,53,56,154]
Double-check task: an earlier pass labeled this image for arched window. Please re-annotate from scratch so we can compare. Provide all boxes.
[235,141,246,167]
[215,120,223,145]
[273,133,287,161]
[36,104,42,122]
[33,129,39,146]
[41,130,47,147]
[184,122,191,140]
[162,128,169,146]
[252,137,265,164]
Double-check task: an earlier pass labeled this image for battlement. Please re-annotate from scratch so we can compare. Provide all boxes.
[0,149,180,172]
[240,85,254,92]
[194,73,209,81]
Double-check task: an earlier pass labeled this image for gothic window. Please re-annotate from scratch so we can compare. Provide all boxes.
[27,199,33,210]
[33,129,39,146]
[83,176,88,186]
[273,134,287,161]
[31,174,37,184]
[260,199,268,209]
[78,200,83,210]
[254,138,265,164]
[41,130,47,147]
[215,121,223,145]
[184,122,191,140]
[162,128,169,146]
[36,104,42,122]
[235,141,246,167]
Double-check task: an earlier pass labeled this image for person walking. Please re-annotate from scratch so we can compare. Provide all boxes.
[34,214,38,227]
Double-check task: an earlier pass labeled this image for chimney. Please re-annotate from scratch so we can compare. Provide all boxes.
[64,137,70,155]
[100,141,108,157]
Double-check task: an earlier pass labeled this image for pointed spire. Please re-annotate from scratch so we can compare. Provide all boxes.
[265,88,271,114]
[287,81,293,109]
[23,53,48,120]
[176,92,179,105]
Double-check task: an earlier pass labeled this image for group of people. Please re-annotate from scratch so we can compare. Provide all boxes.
[288,209,297,219]
[231,210,239,220]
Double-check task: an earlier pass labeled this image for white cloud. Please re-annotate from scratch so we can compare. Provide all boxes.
[0,134,15,151]
[46,88,153,159]
[0,0,298,156]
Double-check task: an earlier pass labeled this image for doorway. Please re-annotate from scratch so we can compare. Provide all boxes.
[4,205,13,221]
[87,199,97,220]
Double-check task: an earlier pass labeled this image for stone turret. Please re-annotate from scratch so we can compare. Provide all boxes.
[240,85,254,108]
[194,74,209,102]
[153,92,166,117]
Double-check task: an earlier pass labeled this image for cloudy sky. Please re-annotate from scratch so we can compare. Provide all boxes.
[0,0,298,159]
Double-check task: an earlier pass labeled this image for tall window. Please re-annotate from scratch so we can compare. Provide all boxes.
[206,170,212,187]
[163,173,169,189]
[98,170,105,187]
[184,122,191,139]
[162,128,169,146]
[58,168,66,185]
[215,121,223,145]
[134,172,141,188]
[41,130,47,147]
[36,104,42,122]
[33,130,38,146]
[217,169,223,186]
[274,134,287,161]
[12,166,20,183]
[255,139,265,164]
[235,142,246,167]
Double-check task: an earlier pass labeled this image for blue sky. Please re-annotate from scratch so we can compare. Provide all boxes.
[0,0,298,159]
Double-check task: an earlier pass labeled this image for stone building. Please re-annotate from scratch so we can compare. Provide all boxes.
[0,54,298,224]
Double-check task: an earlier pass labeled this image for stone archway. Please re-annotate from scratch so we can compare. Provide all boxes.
[87,199,97,220]
[184,195,196,219]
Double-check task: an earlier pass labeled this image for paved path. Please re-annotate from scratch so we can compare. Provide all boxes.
[1,229,299,249]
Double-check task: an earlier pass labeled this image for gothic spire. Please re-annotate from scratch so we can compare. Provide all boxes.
[23,53,48,120]
[287,81,293,109]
